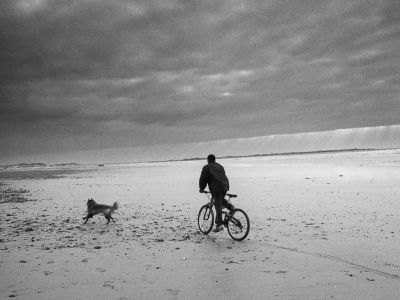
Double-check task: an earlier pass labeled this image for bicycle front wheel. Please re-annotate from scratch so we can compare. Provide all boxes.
[227,208,250,241]
[198,205,214,234]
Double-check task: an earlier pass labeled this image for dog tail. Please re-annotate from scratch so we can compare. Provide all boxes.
[112,202,119,211]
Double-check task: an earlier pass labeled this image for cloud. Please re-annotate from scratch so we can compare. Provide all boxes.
[0,0,399,158]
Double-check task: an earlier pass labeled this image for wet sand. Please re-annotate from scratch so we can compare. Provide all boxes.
[1,149,400,299]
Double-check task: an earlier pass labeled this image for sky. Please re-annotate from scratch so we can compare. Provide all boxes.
[1,0,399,160]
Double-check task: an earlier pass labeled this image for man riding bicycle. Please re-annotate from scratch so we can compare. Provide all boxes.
[199,154,234,232]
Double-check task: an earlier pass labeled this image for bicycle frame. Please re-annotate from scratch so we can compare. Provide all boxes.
[202,191,234,223]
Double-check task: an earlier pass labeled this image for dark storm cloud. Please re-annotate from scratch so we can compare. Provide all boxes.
[1,0,399,158]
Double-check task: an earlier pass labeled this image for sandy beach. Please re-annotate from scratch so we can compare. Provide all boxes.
[2,1,400,299]
[1,149,400,299]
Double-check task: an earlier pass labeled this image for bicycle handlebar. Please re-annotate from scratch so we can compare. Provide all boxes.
[202,190,237,198]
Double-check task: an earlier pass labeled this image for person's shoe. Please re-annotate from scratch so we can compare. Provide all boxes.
[212,225,224,233]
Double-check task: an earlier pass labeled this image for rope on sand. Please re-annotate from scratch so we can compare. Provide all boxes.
[266,243,400,280]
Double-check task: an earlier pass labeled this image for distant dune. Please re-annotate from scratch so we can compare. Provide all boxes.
[3,125,400,165]
[183,124,400,160]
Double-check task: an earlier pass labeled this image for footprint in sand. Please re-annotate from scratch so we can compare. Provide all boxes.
[166,288,180,296]
[103,281,115,289]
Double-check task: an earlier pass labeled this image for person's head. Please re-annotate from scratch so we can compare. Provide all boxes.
[207,154,216,163]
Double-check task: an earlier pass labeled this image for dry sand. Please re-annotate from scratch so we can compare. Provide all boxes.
[1,149,400,299]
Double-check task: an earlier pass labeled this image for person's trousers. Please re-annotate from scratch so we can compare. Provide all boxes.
[213,192,234,226]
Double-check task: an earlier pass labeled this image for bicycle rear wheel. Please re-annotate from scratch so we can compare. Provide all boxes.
[227,208,250,241]
[198,205,214,234]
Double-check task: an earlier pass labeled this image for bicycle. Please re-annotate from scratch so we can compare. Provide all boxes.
[197,191,250,241]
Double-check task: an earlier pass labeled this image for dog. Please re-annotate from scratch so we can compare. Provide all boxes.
[83,198,118,224]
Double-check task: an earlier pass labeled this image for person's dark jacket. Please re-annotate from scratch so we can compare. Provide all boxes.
[199,162,229,194]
